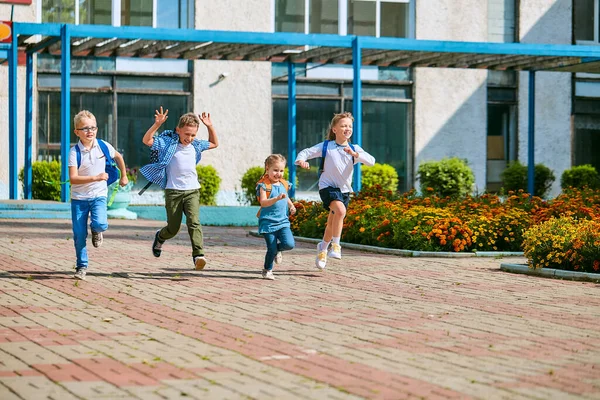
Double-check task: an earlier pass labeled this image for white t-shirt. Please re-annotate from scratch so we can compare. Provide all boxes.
[68,140,116,200]
[165,143,200,190]
[295,141,376,193]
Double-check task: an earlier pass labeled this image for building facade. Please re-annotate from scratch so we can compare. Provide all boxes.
[0,0,595,202]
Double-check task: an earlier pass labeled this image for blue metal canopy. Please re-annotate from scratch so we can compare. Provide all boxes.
[8,22,600,200]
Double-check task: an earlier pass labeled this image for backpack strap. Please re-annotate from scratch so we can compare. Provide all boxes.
[318,140,329,177]
[75,144,81,169]
[97,139,112,163]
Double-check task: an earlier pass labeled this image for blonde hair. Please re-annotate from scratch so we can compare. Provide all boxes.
[177,112,200,129]
[326,112,354,140]
[74,110,96,127]
[264,154,286,175]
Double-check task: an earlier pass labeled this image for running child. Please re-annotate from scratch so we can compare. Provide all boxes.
[256,154,296,280]
[69,110,129,280]
[295,112,375,270]
[140,107,219,270]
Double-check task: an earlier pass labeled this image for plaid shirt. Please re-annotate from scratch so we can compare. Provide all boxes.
[140,130,210,189]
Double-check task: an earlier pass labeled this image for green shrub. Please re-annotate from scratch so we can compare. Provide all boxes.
[501,161,555,198]
[416,158,475,198]
[361,163,399,192]
[196,165,221,205]
[560,164,600,190]
[19,161,62,201]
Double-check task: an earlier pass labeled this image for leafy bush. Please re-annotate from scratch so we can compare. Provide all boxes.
[501,161,555,198]
[523,217,600,273]
[560,164,600,190]
[196,165,221,205]
[19,161,62,201]
[416,158,475,198]
[361,163,399,192]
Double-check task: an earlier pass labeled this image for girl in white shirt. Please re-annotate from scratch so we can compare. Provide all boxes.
[295,112,375,270]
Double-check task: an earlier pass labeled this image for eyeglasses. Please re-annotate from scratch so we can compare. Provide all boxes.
[76,126,98,133]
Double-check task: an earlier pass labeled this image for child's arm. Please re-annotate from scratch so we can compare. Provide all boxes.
[199,112,219,150]
[295,143,323,169]
[344,145,376,167]
[69,166,108,185]
[113,151,129,187]
[287,198,296,215]
[259,187,286,207]
[142,106,169,147]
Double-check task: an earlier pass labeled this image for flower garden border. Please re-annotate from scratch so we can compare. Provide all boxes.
[500,263,600,282]
[248,231,524,258]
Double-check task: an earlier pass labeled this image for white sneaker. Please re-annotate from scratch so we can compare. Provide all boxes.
[328,243,342,259]
[74,269,87,280]
[275,251,283,264]
[194,256,207,270]
[262,269,275,280]
[315,242,327,270]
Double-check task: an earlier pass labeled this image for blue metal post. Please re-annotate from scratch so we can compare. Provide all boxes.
[287,62,297,199]
[527,71,535,196]
[60,24,71,202]
[8,24,18,199]
[352,36,362,192]
[24,52,33,199]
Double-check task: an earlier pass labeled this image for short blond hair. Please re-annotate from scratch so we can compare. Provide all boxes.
[74,110,96,127]
[177,112,200,129]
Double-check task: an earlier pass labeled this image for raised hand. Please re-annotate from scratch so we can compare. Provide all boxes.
[297,161,310,169]
[199,112,212,127]
[155,106,169,126]
[278,193,287,200]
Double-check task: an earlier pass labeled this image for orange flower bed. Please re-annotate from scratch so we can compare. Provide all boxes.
[290,187,600,255]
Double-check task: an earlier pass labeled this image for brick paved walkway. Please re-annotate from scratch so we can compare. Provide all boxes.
[0,218,598,400]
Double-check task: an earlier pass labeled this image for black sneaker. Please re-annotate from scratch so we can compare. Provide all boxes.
[91,231,103,248]
[152,230,164,257]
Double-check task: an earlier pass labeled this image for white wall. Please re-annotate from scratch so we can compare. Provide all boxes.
[194,0,273,205]
[518,0,572,197]
[0,2,37,199]
[413,0,488,193]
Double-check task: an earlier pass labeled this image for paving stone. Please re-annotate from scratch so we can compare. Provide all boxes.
[0,219,598,400]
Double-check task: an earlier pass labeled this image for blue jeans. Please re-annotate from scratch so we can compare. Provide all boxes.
[263,227,295,270]
[71,197,108,269]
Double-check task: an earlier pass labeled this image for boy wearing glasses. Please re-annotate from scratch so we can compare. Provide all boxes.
[68,110,129,280]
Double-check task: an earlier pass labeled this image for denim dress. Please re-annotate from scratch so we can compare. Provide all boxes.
[257,182,290,234]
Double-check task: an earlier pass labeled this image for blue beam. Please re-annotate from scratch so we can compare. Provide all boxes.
[60,24,71,202]
[287,62,297,199]
[352,37,362,192]
[24,52,33,200]
[528,71,535,196]
[8,25,18,199]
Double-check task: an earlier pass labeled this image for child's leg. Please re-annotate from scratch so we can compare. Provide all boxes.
[263,232,277,270]
[276,227,295,253]
[89,197,108,233]
[323,200,346,242]
[161,189,184,241]
[183,189,204,257]
[71,199,90,269]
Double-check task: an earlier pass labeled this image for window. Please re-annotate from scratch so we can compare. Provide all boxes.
[41,0,194,28]
[575,0,599,43]
[272,74,412,193]
[574,81,600,173]
[275,0,413,38]
[36,56,191,184]
[486,71,517,192]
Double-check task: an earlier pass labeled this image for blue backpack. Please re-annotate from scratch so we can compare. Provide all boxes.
[75,140,119,186]
[318,140,356,177]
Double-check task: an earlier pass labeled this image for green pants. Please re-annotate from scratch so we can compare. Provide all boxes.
[158,189,204,257]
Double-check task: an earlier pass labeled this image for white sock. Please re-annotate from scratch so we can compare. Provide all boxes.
[332,237,340,245]
[320,240,331,250]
